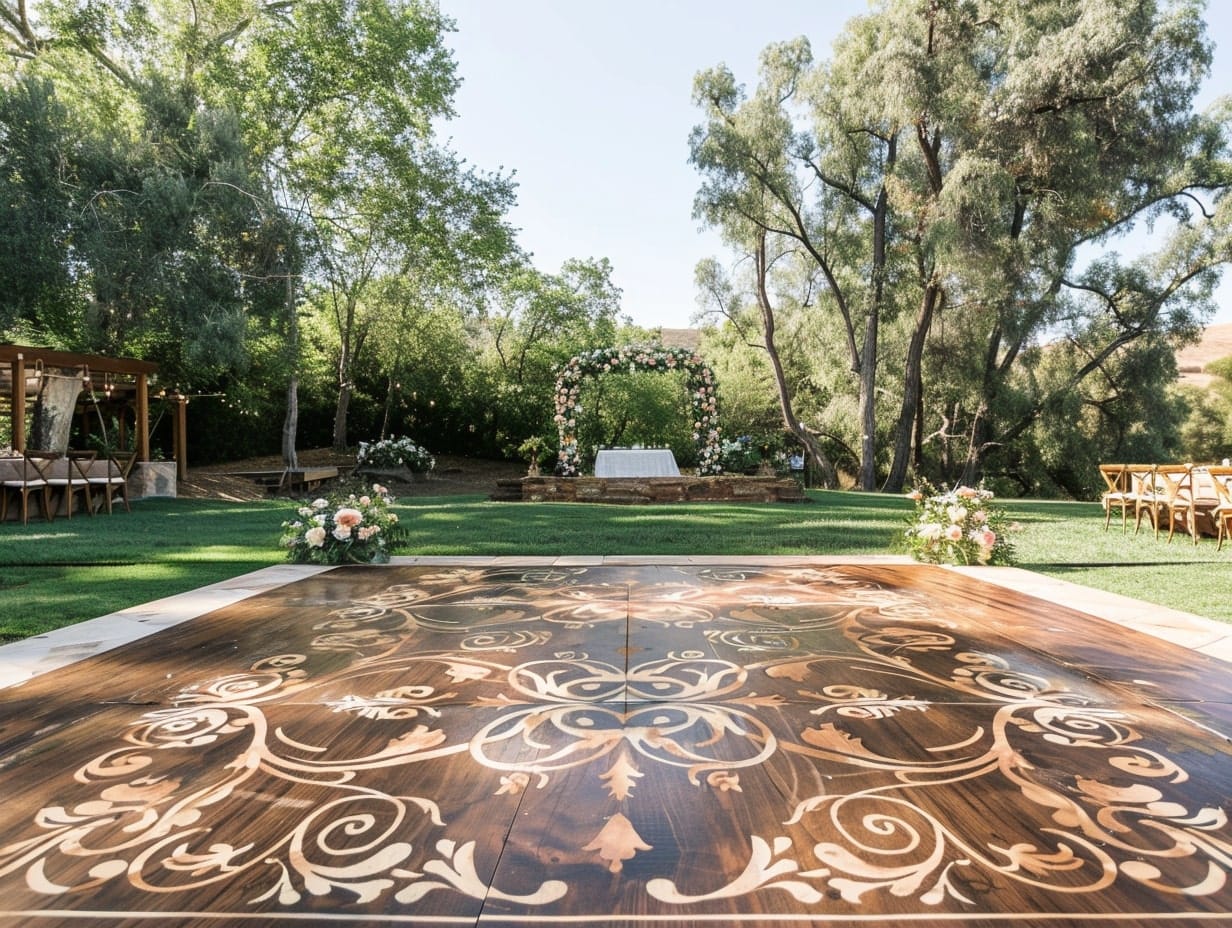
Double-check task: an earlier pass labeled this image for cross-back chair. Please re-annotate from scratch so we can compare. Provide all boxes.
[1205,465,1232,551]
[0,453,54,524]
[1098,464,1133,532]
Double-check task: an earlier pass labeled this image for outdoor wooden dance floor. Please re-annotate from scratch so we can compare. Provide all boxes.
[0,562,1228,926]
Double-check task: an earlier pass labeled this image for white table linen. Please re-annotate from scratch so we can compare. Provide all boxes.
[594,449,680,477]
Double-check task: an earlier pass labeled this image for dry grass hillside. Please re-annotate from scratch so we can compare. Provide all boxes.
[1176,322,1232,389]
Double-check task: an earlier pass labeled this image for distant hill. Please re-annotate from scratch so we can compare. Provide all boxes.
[1177,322,1232,389]
[655,328,701,351]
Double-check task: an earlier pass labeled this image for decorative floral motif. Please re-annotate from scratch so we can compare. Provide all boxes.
[553,344,723,476]
[280,484,406,564]
[901,480,1018,565]
[0,565,1226,922]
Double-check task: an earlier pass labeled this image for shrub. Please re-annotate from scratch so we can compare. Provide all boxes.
[357,436,435,473]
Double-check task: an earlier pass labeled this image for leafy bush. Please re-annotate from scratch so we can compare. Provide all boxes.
[280,484,406,564]
[357,436,435,472]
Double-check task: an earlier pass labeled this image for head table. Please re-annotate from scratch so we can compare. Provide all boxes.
[593,448,680,477]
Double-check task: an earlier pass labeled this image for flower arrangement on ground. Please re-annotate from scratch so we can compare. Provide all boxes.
[280,484,407,564]
[901,481,1018,566]
[356,436,435,473]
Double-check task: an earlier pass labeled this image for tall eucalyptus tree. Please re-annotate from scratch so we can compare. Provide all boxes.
[693,0,1232,492]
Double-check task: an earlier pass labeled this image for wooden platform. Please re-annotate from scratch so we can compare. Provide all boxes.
[0,563,1228,926]
[230,465,341,494]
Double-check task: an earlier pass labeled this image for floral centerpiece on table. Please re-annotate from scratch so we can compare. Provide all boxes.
[281,484,406,564]
[356,436,435,473]
[901,481,1017,566]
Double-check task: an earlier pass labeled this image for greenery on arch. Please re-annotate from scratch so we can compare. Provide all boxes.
[554,345,723,476]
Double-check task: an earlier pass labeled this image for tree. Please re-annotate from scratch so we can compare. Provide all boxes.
[471,257,624,456]
[693,0,1232,494]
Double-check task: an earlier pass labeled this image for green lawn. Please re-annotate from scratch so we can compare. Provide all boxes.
[1,490,1229,642]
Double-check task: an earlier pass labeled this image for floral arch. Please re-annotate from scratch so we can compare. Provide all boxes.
[553,344,723,476]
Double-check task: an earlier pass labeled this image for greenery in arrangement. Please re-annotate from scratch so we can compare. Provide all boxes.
[280,484,407,564]
[356,437,436,473]
[900,482,1018,566]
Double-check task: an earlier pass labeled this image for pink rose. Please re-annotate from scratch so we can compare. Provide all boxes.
[334,507,364,529]
[945,524,964,542]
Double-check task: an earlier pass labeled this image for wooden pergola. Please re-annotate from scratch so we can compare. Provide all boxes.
[1,344,188,478]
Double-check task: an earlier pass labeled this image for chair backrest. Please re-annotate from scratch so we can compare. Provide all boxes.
[1152,464,1194,505]
[1125,464,1156,496]
[83,458,114,479]
[39,456,73,480]
[1206,466,1232,507]
[20,451,55,481]
[111,451,136,477]
[1098,464,1126,495]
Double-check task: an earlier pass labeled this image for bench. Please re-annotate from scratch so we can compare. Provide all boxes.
[230,466,341,495]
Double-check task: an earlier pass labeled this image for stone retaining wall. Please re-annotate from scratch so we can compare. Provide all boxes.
[517,475,806,504]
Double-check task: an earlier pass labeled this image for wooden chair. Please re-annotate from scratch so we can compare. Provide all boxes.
[83,451,134,514]
[1205,466,1232,551]
[35,450,95,519]
[0,453,53,524]
[1130,464,1170,537]
[1153,464,1202,545]
[1098,464,1132,531]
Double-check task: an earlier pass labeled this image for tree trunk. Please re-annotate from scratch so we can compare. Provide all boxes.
[857,141,894,492]
[30,370,81,453]
[883,282,941,492]
[281,273,300,470]
[332,381,351,451]
[857,312,877,491]
[380,373,397,439]
[754,232,838,488]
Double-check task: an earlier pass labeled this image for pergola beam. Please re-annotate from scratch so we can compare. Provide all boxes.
[2,344,165,467]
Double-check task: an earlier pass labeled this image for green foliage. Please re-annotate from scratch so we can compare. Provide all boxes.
[575,371,698,469]
[1178,354,1232,462]
[691,0,1232,495]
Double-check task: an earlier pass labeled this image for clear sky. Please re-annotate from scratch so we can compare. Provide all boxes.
[438,1,1232,330]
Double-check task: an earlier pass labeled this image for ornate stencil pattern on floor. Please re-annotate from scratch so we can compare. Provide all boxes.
[0,563,1228,926]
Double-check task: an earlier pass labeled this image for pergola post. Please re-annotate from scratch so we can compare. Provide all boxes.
[173,394,188,479]
[136,373,150,462]
[10,353,24,452]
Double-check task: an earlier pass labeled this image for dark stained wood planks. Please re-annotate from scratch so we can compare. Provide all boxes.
[0,563,1228,926]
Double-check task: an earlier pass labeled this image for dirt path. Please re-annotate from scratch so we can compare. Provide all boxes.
[179,450,523,501]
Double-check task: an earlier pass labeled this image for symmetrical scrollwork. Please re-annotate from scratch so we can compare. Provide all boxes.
[1,564,1227,922]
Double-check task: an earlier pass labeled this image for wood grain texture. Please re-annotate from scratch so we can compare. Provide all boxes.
[0,563,1228,926]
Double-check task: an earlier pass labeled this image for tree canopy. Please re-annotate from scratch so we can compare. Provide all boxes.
[692,0,1232,495]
